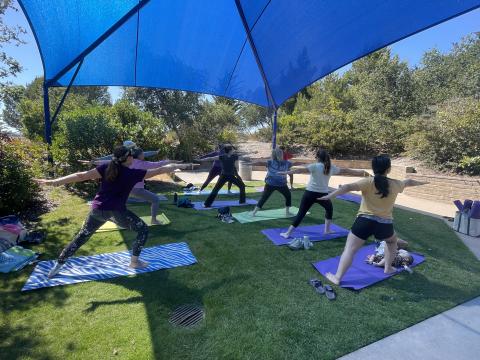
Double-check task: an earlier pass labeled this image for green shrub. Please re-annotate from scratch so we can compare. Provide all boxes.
[458,156,480,176]
[405,98,480,174]
[0,133,45,216]
[51,106,123,173]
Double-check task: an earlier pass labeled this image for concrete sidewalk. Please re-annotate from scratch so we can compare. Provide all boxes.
[339,296,480,360]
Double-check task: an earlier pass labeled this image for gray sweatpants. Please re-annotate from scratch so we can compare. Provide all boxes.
[129,188,161,218]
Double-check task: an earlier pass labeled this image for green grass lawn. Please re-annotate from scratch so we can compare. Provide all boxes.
[1,182,480,360]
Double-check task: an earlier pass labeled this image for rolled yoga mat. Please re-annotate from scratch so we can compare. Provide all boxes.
[262,224,349,246]
[96,213,170,233]
[233,207,306,224]
[312,243,425,290]
[192,199,258,210]
[22,242,197,291]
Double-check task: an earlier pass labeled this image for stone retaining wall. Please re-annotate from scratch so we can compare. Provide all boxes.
[403,174,480,203]
[218,157,480,204]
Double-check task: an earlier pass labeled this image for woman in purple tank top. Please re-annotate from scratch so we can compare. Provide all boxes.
[36,145,192,279]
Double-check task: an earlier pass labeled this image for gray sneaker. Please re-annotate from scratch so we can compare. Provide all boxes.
[48,262,64,279]
[288,238,304,250]
[303,237,313,250]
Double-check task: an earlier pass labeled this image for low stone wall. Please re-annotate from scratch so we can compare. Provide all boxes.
[222,157,480,204]
[403,174,480,204]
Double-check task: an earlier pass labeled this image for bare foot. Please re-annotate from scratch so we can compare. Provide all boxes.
[286,211,295,217]
[280,232,291,239]
[384,266,396,274]
[323,230,335,235]
[151,218,161,225]
[325,272,340,285]
[129,260,149,269]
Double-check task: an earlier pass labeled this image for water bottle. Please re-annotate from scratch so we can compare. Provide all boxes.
[303,235,312,249]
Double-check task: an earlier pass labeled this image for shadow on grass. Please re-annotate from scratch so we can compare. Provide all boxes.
[0,273,68,359]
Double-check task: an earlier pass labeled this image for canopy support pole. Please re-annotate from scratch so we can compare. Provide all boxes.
[43,82,53,167]
[272,109,278,148]
[46,0,151,86]
[234,0,278,148]
[43,83,51,145]
[51,59,83,126]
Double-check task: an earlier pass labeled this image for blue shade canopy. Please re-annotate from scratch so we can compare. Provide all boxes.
[19,0,480,107]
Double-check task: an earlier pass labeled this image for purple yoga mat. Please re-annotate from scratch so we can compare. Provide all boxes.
[453,200,463,211]
[262,224,349,246]
[312,244,425,290]
[192,199,258,210]
[463,199,473,211]
[470,201,480,219]
[337,193,362,204]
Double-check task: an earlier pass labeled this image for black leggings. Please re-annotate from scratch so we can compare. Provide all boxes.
[204,174,245,207]
[58,209,148,264]
[200,166,232,191]
[292,190,333,227]
[257,184,291,208]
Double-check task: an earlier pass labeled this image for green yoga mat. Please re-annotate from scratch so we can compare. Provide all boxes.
[96,213,170,232]
[232,207,306,224]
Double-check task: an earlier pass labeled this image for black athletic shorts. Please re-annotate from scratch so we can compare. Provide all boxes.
[351,216,394,241]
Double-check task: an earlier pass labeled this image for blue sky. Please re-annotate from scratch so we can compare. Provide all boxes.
[2,2,480,103]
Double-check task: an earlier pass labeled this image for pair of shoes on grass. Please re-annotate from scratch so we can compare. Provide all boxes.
[309,278,336,300]
[287,237,313,250]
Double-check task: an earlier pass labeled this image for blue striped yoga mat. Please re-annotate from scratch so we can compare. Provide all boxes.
[22,242,197,291]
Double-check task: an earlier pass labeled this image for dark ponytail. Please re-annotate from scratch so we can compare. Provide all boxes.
[106,146,131,182]
[372,155,391,198]
[316,149,331,175]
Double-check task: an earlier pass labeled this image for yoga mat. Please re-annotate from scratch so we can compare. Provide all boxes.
[182,188,263,195]
[22,242,197,291]
[232,207,307,224]
[262,224,349,246]
[181,189,240,196]
[337,193,362,204]
[312,244,425,290]
[192,199,258,210]
[96,213,170,233]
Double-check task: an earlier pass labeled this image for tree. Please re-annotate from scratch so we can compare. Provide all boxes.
[0,84,24,128]
[0,0,25,82]
[346,48,418,119]
[112,100,167,154]
[123,88,204,159]
[405,97,480,174]
[414,33,480,109]
[237,103,271,133]
[8,77,111,137]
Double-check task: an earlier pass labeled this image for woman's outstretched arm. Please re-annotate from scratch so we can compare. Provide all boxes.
[144,163,197,180]
[35,168,101,186]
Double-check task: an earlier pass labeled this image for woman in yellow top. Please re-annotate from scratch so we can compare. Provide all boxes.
[319,155,427,285]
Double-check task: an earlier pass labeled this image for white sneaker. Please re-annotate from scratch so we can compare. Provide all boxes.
[48,262,64,279]
[288,238,303,250]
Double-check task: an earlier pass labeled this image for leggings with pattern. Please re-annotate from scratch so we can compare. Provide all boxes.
[57,209,148,264]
